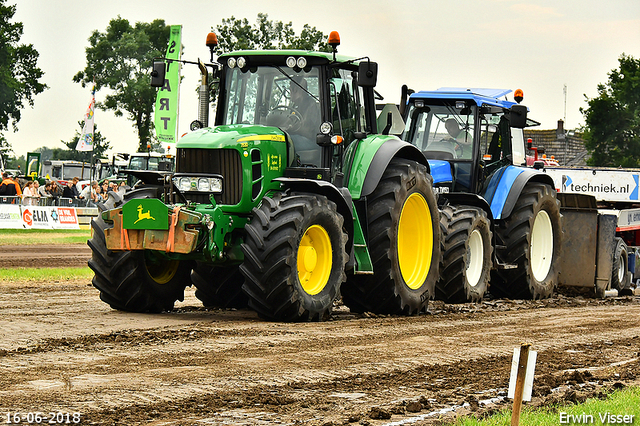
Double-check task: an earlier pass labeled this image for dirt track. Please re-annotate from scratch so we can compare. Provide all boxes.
[1,244,91,268]
[0,245,639,425]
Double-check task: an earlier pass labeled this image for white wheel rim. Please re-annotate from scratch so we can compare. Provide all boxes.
[466,229,484,288]
[617,251,626,283]
[530,210,553,282]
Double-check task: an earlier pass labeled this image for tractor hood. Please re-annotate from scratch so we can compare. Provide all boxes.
[177,124,287,150]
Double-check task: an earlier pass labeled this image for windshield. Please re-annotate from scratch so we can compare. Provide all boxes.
[222,65,322,166]
[128,156,149,171]
[128,156,174,171]
[403,103,475,160]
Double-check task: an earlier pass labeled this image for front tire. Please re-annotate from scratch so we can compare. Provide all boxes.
[240,193,348,321]
[88,199,191,313]
[491,182,562,299]
[341,158,440,315]
[436,205,492,303]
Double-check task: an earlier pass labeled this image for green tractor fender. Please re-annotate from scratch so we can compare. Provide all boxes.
[346,136,429,200]
[273,177,355,258]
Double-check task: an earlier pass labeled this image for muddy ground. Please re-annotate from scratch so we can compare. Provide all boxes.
[0,244,639,425]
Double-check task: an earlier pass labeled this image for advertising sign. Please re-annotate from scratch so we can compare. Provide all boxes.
[22,207,54,229]
[544,169,640,203]
[0,204,23,229]
[20,207,80,230]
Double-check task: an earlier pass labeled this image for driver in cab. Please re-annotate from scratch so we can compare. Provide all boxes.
[442,118,472,159]
[284,78,321,165]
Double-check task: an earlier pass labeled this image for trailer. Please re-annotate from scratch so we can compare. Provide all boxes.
[541,165,639,293]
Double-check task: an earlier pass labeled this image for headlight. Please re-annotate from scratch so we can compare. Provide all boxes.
[320,122,333,135]
[286,56,297,68]
[236,56,247,68]
[197,178,210,192]
[210,177,222,193]
[179,177,191,192]
[173,176,223,193]
[296,57,307,68]
[227,57,236,68]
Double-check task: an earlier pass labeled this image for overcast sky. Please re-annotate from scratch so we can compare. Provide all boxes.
[7,0,640,158]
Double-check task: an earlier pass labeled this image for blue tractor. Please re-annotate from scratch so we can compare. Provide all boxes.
[400,88,562,302]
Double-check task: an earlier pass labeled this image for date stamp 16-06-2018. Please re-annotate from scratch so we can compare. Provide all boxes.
[3,412,81,424]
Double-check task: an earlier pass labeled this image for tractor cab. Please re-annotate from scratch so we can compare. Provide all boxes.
[402,88,537,194]
[212,48,378,176]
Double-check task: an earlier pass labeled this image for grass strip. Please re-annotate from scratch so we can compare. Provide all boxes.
[0,229,91,245]
[454,386,640,425]
[0,267,93,282]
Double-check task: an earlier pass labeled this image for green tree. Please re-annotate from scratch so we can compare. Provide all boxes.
[214,13,330,53]
[73,17,169,153]
[581,54,640,167]
[0,0,47,137]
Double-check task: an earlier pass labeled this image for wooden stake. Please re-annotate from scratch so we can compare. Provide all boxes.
[511,343,531,426]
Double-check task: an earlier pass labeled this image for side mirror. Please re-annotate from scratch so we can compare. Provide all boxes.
[509,104,528,128]
[358,61,378,87]
[150,61,166,87]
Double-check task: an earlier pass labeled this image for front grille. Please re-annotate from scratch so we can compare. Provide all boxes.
[176,148,243,205]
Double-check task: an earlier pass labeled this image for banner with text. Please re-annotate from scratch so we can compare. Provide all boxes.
[22,207,79,229]
[154,25,182,146]
[0,206,81,229]
[0,205,23,229]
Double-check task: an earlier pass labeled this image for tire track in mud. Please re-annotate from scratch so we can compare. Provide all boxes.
[0,282,638,425]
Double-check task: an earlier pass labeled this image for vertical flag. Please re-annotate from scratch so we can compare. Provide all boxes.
[154,25,182,145]
[77,83,95,151]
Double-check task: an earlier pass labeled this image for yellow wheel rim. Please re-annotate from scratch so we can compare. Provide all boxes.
[297,224,332,295]
[397,193,433,290]
[145,255,180,284]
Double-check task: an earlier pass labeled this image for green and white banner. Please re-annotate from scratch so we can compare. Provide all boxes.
[154,25,182,145]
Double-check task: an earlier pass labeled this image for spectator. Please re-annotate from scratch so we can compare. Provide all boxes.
[22,181,37,206]
[33,181,42,205]
[62,177,81,204]
[93,183,103,204]
[39,181,52,198]
[100,180,110,195]
[79,180,95,205]
[49,180,62,205]
[10,174,22,202]
[0,172,20,203]
[71,177,81,199]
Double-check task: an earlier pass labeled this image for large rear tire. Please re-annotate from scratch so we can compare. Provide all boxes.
[87,193,191,313]
[341,158,440,315]
[491,182,562,299]
[240,193,348,321]
[191,263,248,309]
[436,205,492,303]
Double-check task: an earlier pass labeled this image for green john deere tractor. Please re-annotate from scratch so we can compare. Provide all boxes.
[87,32,441,321]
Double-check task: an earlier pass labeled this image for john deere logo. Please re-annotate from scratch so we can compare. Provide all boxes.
[134,204,156,224]
[123,199,169,230]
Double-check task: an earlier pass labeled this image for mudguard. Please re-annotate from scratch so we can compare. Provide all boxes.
[346,135,429,200]
[439,192,494,221]
[427,160,453,185]
[274,177,354,255]
[482,166,555,219]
